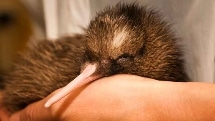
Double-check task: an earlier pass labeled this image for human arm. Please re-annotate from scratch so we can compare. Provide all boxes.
[7,74,215,121]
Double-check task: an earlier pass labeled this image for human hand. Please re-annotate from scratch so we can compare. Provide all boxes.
[5,74,215,121]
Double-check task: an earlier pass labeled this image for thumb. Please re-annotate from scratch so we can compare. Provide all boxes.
[9,97,57,121]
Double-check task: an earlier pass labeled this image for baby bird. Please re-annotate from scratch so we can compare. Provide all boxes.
[1,3,189,113]
[45,3,189,107]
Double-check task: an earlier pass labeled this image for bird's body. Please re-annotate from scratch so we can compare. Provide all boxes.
[1,3,188,114]
[1,35,86,113]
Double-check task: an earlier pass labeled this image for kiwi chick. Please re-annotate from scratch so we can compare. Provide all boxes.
[2,3,189,114]
[1,34,86,113]
[46,3,189,107]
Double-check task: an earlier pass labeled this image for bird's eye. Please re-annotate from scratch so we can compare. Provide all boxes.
[116,53,133,64]
[118,53,133,59]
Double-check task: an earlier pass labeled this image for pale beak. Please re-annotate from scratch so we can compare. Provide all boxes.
[44,63,98,108]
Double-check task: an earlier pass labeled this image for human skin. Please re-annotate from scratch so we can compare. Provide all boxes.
[0,74,214,121]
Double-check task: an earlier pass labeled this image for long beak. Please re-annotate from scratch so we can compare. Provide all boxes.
[44,63,98,108]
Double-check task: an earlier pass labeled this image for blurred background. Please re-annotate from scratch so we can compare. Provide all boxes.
[0,0,214,82]
[0,0,31,73]
[0,0,44,74]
